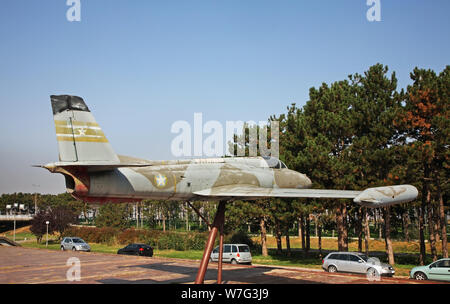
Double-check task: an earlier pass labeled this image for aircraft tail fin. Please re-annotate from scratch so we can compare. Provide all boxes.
[50,95,119,162]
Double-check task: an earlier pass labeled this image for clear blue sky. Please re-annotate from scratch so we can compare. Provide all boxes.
[0,0,449,194]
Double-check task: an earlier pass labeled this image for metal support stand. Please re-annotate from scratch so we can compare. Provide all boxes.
[194,201,226,284]
[187,201,212,229]
[217,220,224,284]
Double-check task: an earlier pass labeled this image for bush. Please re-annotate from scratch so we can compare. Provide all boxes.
[62,226,118,245]
[157,232,186,251]
[140,230,163,248]
[186,232,208,250]
[117,229,143,244]
[61,226,208,251]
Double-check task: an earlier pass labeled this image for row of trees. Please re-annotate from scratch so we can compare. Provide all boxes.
[225,64,448,265]
[262,64,448,264]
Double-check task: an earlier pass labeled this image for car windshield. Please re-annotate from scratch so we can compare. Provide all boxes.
[357,255,369,262]
[367,257,381,264]
[72,238,84,243]
[238,246,250,252]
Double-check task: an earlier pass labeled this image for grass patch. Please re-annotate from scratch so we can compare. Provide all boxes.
[2,232,36,242]
[255,236,443,254]
[155,250,204,260]
[22,240,61,251]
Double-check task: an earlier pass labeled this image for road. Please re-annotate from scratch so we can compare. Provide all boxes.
[0,246,443,284]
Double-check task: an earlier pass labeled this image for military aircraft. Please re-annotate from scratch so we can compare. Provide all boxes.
[40,95,418,284]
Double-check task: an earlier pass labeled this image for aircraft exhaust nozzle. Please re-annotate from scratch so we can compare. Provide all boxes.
[353,185,418,208]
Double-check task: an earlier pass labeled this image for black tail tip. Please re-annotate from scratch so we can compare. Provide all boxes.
[50,95,90,115]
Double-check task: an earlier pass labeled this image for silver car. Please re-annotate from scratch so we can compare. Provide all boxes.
[61,237,91,252]
[322,252,395,277]
[210,244,252,265]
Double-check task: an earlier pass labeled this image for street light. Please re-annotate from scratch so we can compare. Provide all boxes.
[45,221,50,247]
[13,213,16,242]
[14,203,18,239]
[32,184,40,215]
[6,204,16,242]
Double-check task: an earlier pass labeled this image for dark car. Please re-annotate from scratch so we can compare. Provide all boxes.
[117,243,153,257]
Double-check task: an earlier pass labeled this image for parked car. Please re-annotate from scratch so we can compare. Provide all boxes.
[322,252,395,277]
[117,243,153,257]
[60,237,91,252]
[210,244,252,265]
[410,258,450,282]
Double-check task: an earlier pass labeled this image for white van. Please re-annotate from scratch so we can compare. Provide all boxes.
[210,244,252,265]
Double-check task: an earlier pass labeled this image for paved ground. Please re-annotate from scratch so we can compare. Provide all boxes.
[0,246,443,284]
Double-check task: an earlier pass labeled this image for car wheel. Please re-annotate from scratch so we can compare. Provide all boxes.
[231,259,238,265]
[367,268,379,279]
[414,272,427,281]
[328,265,337,273]
[61,246,65,251]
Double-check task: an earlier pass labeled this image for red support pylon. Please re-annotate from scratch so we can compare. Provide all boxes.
[194,201,226,284]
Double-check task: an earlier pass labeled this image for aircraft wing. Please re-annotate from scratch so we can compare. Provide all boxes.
[194,185,361,199]
[194,184,418,208]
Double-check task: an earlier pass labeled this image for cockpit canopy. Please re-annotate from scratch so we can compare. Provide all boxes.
[262,156,288,169]
[178,156,288,169]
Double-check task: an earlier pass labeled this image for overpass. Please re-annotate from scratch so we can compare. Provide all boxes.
[0,215,34,221]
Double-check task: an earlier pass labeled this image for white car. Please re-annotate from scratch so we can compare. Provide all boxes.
[61,237,91,252]
[210,244,252,265]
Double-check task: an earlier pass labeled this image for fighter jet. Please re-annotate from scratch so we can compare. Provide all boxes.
[40,95,418,284]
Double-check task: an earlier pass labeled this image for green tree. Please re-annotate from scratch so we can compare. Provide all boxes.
[30,210,53,243]
[95,203,128,229]
[275,79,356,251]
[397,66,450,262]
[50,206,77,239]
[349,64,403,264]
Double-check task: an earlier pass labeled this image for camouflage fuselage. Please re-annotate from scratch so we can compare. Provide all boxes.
[47,156,312,203]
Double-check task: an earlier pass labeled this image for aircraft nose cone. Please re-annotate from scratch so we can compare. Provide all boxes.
[274,169,312,189]
[297,173,312,189]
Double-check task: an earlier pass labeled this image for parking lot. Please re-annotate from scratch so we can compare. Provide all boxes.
[0,246,442,284]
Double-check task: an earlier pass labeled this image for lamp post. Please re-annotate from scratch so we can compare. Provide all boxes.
[8,204,17,242]
[13,213,16,242]
[45,221,49,247]
[32,184,40,215]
